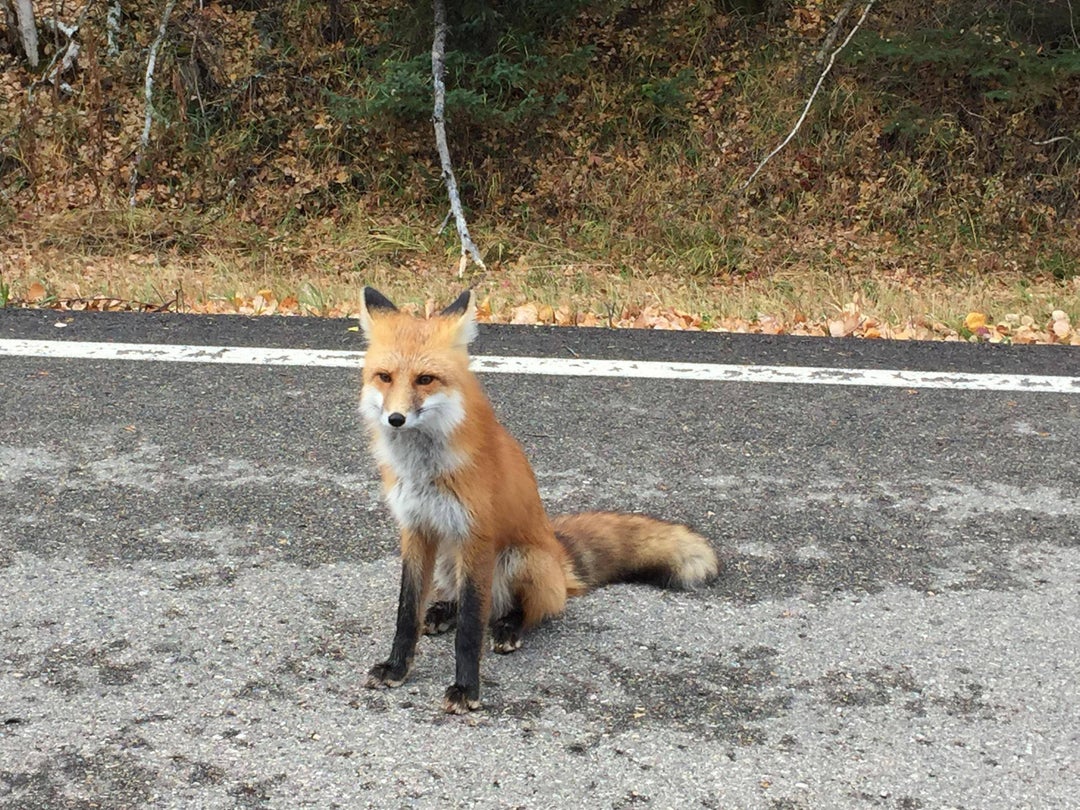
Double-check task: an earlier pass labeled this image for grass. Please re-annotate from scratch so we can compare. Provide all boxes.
[2,206,1077,345]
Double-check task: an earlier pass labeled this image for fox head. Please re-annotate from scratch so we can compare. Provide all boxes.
[358,287,478,439]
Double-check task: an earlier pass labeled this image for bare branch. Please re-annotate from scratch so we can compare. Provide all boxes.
[1067,0,1080,50]
[24,7,91,100]
[742,0,876,192]
[431,0,485,275]
[129,0,178,207]
[814,0,857,65]
[1028,135,1074,146]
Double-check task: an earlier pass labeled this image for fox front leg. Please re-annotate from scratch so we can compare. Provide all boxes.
[442,576,489,714]
[366,543,433,688]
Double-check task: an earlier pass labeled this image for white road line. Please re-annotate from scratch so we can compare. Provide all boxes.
[1,337,1078,394]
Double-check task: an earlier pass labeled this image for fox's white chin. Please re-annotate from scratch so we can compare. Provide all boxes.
[360,387,465,438]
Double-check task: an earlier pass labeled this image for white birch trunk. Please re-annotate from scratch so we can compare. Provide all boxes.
[742,0,876,191]
[431,0,485,275]
[14,0,39,69]
[107,0,122,57]
[129,0,177,206]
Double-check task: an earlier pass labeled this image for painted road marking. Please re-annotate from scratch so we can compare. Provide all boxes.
[1,338,1078,394]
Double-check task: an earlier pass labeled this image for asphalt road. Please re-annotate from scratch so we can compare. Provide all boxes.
[1,309,1078,809]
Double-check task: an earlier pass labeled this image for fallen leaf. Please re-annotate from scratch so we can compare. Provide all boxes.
[1050,310,1071,340]
[511,303,539,325]
[758,314,784,335]
[963,311,987,331]
[828,316,859,337]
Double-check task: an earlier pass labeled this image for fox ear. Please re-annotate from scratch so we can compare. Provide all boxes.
[359,287,398,338]
[439,290,472,318]
[440,290,477,347]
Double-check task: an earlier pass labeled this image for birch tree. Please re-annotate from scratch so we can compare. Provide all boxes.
[431,0,485,275]
[7,0,39,68]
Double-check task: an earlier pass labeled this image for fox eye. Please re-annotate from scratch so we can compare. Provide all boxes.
[375,372,392,383]
[415,374,435,386]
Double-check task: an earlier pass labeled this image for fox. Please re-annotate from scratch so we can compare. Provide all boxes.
[357,286,719,713]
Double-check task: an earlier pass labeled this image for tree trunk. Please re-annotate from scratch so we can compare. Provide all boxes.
[1,0,15,51]
[130,0,178,206]
[13,0,39,68]
[107,0,122,56]
[431,0,485,274]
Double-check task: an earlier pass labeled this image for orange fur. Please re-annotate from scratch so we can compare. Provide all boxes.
[359,287,719,711]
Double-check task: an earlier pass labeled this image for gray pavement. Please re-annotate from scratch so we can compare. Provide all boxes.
[1,311,1078,809]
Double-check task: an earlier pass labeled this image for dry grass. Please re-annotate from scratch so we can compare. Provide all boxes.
[2,207,1077,345]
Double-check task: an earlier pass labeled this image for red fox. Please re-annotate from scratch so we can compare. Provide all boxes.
[358,287,719,713]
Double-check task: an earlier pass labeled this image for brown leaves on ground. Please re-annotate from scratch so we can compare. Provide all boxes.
[13,287,1077,346]
[490,294,1078,346]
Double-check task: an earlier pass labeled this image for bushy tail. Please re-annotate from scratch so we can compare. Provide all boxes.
[552,512,719,592]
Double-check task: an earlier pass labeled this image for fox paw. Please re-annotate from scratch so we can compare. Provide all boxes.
[490,611,524,654]
[424,601,457,635]
[491,622,523,655]
[364,662,407,689]
[442,684,481,714]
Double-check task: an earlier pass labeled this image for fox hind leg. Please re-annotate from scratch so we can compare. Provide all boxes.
[491,604,525,654]
[424,600,457,635]
[487,547,569,655]
[425,598,522,652]
[517,547,570,629]
[424,544,459,635]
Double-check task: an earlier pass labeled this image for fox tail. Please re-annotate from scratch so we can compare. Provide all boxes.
[552,512,719,592]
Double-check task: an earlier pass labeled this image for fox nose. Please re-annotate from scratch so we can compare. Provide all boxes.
[387,412,406,428]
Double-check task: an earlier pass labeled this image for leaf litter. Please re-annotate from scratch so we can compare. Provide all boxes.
[3,282,1077,346]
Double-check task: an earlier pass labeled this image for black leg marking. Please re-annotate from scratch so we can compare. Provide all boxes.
[365,560,424,689]
[443,579,484,713]
[424,600,458,635]
[491,606,525,654]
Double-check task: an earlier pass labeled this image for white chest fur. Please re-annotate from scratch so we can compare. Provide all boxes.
[362,386,472,541]
[386,476,471,541]
[374,423,471,542]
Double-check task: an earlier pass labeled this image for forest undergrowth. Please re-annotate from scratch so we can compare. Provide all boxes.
[1,0,1078,344]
